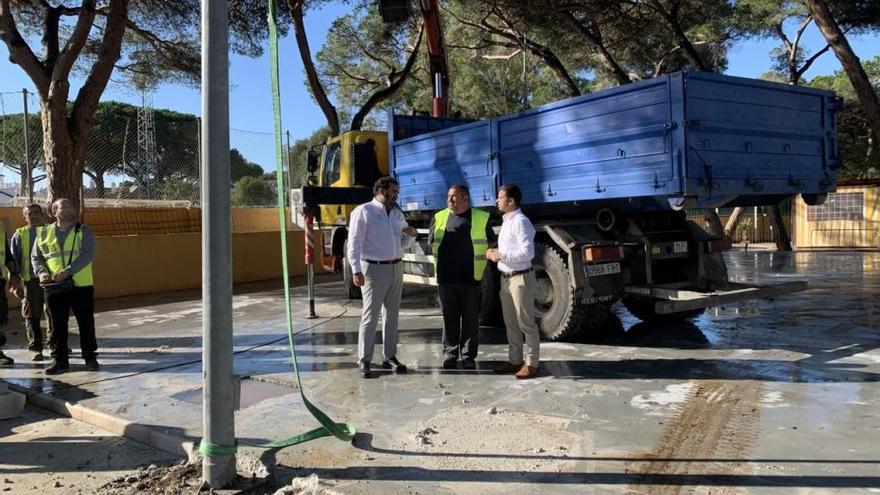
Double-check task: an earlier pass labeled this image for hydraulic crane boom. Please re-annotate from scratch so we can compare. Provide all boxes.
[378,0,449,117]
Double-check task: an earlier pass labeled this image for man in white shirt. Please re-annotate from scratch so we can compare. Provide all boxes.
[486,184,540,379]
[348,176,417,378]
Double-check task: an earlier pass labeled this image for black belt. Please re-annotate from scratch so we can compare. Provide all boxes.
[365,259,402,265]
[500,268,532,278]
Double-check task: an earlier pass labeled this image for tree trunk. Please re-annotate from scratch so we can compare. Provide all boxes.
[804,0,880,153]
[705,210,724,237]
[289,0,340,137]
[40,101,85,209]
[94,172,105,198]
[18,164,29,197]
[724,207,745,239]
[769,204,792,251]
[351,26,424,131]
[558,12,631,86]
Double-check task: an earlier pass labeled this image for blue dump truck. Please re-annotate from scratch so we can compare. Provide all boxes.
[296,71,839,340]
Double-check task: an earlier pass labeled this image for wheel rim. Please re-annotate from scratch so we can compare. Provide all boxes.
[532,263,554,317]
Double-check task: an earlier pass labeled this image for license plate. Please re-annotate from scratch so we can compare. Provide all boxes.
[674,241,688,253]
[587,262,621,277]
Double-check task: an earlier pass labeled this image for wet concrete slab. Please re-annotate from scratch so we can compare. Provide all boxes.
[1,252,879,494]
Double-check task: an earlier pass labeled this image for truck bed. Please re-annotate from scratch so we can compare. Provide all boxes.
[389,71,839,213]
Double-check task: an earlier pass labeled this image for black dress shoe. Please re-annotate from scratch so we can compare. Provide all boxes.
[45,361,69,375]
[461,359,476,370]
[358,361,371,379]
[382,356,407,373]
[442,357,458,369]
[84,358,100,371]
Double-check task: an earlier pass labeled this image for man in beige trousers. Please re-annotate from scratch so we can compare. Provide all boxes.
[486,184,540,379]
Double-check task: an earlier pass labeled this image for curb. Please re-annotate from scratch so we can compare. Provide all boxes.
[3,380,197,462]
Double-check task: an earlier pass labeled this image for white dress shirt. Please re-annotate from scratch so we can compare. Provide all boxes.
[497,208,535,273]
[347,199,415,274]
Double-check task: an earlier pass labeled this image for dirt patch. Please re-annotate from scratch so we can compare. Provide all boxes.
[625,380,764,495]
[98,460,277,494]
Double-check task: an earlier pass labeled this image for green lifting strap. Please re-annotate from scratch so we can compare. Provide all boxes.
[198,0,355,457]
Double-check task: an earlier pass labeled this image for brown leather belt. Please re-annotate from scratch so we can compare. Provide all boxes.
[365,259,402,265]
[500,268,532,278]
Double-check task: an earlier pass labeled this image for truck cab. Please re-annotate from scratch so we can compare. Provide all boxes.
[306,130,389,279]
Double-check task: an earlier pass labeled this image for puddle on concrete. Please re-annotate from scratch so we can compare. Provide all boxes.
[172,378,296,409]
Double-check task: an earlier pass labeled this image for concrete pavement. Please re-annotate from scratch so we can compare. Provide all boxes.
[1,252,879,494]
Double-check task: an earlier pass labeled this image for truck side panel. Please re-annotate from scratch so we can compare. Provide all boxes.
[497,77,683,205]
[683,72,839,203]
[393,120,496,210]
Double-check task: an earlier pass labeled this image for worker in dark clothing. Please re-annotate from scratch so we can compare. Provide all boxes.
[428,185,496,370]
[0,218,20,367]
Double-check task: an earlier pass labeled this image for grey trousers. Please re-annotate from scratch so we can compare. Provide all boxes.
[500,272,540,366]
[357,262,403,363]
[23,278,51,352]
[439,284,481,361]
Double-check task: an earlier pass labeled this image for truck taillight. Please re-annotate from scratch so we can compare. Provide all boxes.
[705,238,732,253]
[583,245,624,262]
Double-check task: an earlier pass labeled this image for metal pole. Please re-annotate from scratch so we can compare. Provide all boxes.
[753,206,758,243]
[285,130,292,206]
[22,89,33,202]
[201,0,235,488]
[304,211,318,319]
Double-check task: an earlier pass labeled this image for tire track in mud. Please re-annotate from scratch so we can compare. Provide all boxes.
[625,380,764,495]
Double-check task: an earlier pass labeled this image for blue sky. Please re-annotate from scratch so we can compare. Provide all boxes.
[1,3,878,178]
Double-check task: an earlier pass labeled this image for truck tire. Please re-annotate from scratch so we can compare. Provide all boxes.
[533,242,609,341]
[621,296,703,322]
[479,262,503,326]
[342,240,362,300]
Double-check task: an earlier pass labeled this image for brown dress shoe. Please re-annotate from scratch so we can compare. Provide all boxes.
[494,362,523,374]
[514,365,539,379]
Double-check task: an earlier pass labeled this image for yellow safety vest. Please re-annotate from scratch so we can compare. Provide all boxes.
[36,224,94,287]
[432,208,490,282]
[15,226,34,282]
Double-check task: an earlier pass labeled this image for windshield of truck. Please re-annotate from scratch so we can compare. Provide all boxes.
[322,141,342,186]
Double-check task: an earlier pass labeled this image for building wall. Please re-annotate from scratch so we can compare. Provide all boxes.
[0,207,321,308]
[793,185,880,249]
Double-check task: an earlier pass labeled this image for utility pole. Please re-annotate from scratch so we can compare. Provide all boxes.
[201,0,235,488]
[22,89,32,202]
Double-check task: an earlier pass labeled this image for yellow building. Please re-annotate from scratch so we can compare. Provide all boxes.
[793,179,880,249]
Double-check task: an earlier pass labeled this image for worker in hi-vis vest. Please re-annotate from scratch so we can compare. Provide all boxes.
[428,184,496,370]
[31,198,98,376]
[11,203,53,362]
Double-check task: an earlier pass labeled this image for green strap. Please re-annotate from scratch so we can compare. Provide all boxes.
[198,0,355,457]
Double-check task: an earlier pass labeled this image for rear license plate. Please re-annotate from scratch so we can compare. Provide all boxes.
[674,241,688,253]
[587,262,621,277]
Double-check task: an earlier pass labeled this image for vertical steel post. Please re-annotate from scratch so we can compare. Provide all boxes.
[22,89,33,202]
[304,210,318,319]
[201,0,235,488]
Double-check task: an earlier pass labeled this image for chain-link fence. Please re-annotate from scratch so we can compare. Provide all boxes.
[0,89,291,208]
[0,90,42,201]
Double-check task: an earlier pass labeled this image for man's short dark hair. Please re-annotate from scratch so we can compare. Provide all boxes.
[449,184,469,197]
[373,176,399,195]
[499,184,522,207]
[23,203,42,213]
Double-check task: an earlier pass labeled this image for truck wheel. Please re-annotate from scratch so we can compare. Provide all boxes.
[533,242,601,341]
[479,262,503,326]
[342,240,362,300]
[621,295,703,322]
